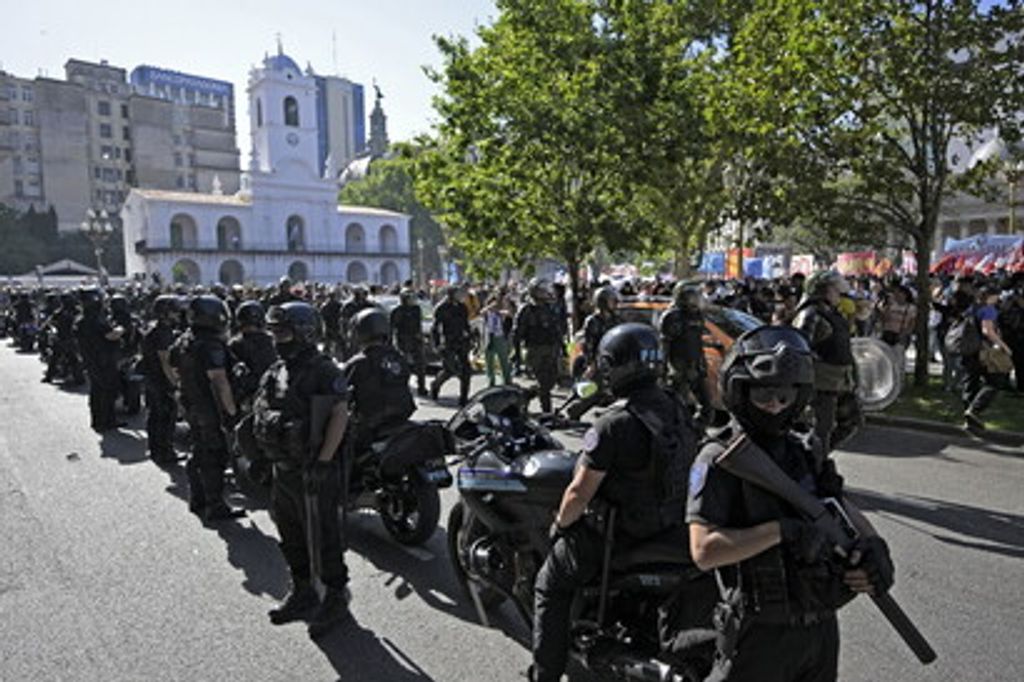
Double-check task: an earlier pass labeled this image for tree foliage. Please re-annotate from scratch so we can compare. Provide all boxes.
[0,204,124,276]
[706,0,1024,383]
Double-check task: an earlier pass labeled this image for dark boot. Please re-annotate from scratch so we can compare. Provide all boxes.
[308,587,352,638]
[269,581,320,625]
[203,502,246,523]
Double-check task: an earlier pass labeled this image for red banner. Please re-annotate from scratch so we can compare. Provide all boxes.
[836,251,876,276]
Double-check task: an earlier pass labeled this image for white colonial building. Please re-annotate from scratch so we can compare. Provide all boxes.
[120,50,410,286]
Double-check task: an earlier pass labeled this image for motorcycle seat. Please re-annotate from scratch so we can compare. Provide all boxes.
[611,528,693,573]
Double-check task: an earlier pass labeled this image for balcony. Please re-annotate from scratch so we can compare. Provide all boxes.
[142,241,410,258]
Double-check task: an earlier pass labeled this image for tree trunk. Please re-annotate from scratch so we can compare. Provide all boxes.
[566,251,583,334]
[675,222,693,279]
[912,230,933,387]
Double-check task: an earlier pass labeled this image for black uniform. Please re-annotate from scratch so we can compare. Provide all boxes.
[793,299,857,452]
[140,320,178,463]
[320,298,343,358]
[533,385,696,681]
[340,299,374,359]
[566,310,621,419]
[228,330,278,404]
[75,311,121,431]
[513,301,564,413]
[344,343,416,450]
[112,308,143,415]
[431,298,472,404]
[44,306,84,383]
[391,302,427,393]
[659,306,711,420]
[687,424,851,682]
[172,328,232,514]
[253,348,350,591]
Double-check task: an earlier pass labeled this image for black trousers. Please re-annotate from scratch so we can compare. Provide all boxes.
[526,344,561,413]
[532,525,604,682]
[86,364,119,430]
[145,381,177,461]
[433,344,471,402]
[397,337,427,391]
[812,391,838,453]
[959,355,998,415]
[184,415,228,511]
[708,615,839,682]
[271,465,349,590]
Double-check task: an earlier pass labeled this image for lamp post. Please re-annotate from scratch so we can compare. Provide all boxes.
[1008,160,1024,234]
[80,208,114,285]
[417,237,425,289]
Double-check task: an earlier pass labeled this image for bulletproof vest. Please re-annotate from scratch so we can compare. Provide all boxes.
[660,307,705,375]
[795,300,854,367]
[55,310,77,339]
[713,430,855,621]
[583,312,620,361]
[435,300,470,345]
[347,344,416,432]
[171,330,222,418]
[519,303,562,347]
[392,304,422,339]
[140,321,171,381]
[229,331,278,400]
[252,350,335,462]
[75,313,118,368]
[607,388,695,540]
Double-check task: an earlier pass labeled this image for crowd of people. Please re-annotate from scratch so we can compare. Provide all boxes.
[2,265,1014,680]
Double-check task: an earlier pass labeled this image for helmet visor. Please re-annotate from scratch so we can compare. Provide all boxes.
[749,385,800,409]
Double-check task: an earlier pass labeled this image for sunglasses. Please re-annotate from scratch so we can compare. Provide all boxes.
[749,385,799,407]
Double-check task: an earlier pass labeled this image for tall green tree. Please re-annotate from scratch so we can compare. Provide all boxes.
[709,0,1024,384]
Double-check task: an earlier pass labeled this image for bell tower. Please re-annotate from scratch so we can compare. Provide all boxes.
[247,44,319,179]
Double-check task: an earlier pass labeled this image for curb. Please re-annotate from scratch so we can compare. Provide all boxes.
[866,413,1024,449]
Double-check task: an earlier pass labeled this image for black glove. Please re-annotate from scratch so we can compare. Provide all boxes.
[221,410,240,433]
[852,536,895,594]
[304,459,338,495]
[548,519,579,543]
[779,518,831,564]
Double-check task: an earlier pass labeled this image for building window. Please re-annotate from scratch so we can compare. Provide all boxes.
[346,261,368,284]
[8,109,18,125]
[23,110,33,126]
[122,126,130,141]
[102,168,117,182]
[379,224,399,253]
[256,98,262,127]
[22,86,33,102]
[13,156,22,175]
[98,100,111,116]
[284,96,299,127]
[121,103,129,118]
[286,215,305,251]
[217,217,243,250]
[188,175,197,190]
[101,145,114,160]
[124,148,132,163]
[94,166,102,179]
[126,169,135,185]
[173,133,182,145]
[174,152,183,167]
[176,175,185,189]
[14,180,23,197]
[99,123,112,138]
[188,153,195,167]
[219,260,245,286]
[345,222,365,253]
[114,146,121,159]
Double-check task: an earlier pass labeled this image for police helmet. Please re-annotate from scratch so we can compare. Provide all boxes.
[672,282,703,313]
[60,291,78,309]
[720,326,814,437]
[235,300,266,328]
[597,323,664,397]
[79,287,105,312]
[153,294,184,320]
[266,302,322,346]
[352,307,390,346]
[593,286,619,313]
[399,288,418,306]
[109,294,130,315]
[804,270,850,297]
[188,295,230,332]
[352,285,369,301]
[528,278,553,302]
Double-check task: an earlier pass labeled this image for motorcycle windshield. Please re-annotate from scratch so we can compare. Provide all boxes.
[852,337,902,412]
[447,385,532,441]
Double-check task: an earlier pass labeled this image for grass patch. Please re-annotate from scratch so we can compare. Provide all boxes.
[885,375,1024,433]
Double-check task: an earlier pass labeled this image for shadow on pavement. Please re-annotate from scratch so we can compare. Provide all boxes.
[315,616,435,681]
[848,487,1024,560]
[99,428,150,465]
[346,514,532,648]
[841,425,1008,459]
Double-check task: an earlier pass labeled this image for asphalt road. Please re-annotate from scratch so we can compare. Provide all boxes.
[1,341,1022,682]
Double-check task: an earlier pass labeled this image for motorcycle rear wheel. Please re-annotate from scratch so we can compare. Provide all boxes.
[378,473,440,546]
[446,502,507,610]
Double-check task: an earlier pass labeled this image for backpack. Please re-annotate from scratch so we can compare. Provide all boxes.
[944,313,982,356]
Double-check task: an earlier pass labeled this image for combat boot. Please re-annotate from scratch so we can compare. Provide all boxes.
[307,587,352,638]
[268,581,319,625]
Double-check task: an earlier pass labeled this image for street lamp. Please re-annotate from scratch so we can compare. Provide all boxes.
[80,208,114,285]
[417,237,425,289]
[1008,160,1024,234]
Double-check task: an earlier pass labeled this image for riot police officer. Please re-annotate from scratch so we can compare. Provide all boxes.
[391,287,428,396]
[532,323,698,682]
[319,289,343,359]
[75,288,124,432]
[171,295,244,522]
[513,279,565,414]
[43,292,84,385]
[431,286,473,405]
[110,294,142,415]
[140,295,184,465]
[254,302,352,637]
[792,271,860,452]
[344,308,417,451]
[660,282,712,426]
[565,285,621,420]
[340,286,374,359]
[228,300,278,405]
[687,326,894,682]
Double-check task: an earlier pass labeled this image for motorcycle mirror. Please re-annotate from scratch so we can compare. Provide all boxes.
[574,381,599,400]
[466,402,487,424]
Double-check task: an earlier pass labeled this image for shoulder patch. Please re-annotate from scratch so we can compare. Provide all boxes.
[689,460,709,497]
[582,427,600,453]
[330,374,348,396]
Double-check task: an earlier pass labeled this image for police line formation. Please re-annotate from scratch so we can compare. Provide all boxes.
[3,272,944,682]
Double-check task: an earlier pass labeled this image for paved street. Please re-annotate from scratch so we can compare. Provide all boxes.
[2,341,1022,682]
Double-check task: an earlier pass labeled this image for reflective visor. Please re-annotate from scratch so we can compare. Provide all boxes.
[749,385,799,408]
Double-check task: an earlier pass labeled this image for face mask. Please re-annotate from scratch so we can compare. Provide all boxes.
[275,339,300,359]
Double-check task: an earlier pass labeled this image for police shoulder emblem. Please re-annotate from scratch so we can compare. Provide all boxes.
[582,427,600,453]
[689,460,709,497]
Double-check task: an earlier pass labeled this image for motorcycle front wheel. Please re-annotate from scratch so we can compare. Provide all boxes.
[378,472,440,546]
[447,501,507,610]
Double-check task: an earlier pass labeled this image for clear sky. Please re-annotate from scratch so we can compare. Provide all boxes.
[3,0,497,158]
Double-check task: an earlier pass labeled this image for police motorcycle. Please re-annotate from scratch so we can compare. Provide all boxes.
[446,383,716,682]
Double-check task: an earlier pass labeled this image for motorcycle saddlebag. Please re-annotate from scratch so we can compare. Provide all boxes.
[378,422,454,478]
